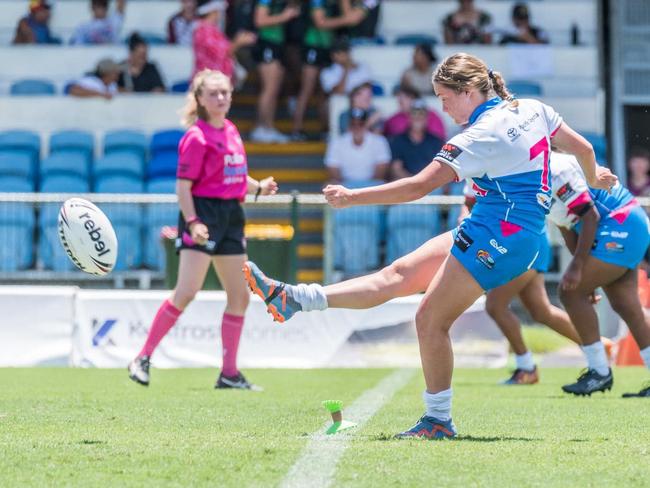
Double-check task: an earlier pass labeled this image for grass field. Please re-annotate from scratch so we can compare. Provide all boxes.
[1,367,649,487]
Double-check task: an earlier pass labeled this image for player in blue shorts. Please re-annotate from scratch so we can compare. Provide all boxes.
[245,53,617,438]
[547,152,650,397]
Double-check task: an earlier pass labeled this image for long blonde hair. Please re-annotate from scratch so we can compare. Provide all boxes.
[180,69,232,127]
[433,52,517,106]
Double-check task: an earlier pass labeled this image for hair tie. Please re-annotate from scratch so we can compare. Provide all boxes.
[488,69,495,79]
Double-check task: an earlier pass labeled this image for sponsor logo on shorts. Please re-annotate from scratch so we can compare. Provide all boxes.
[489,239,508,254]
[436,143,463,163]
[476,249,495,269]
[556,182,576,202]
[454,229,474,252]
[536,192,551,209]
[605,241,624,253]
[610,231,629,239]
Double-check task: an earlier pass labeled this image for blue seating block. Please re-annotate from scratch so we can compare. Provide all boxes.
[150,129,184,158]
[104,130,148,161]
[334,205,382,275]
[508,80,543,96]
[49,130,94,168]
[0,203,35,270]
[0,151,33,179]
[10,79,56,96]
[40,151,89,179]
[385,205,440,263]
[94,152,144,180]
[0,130,40,175]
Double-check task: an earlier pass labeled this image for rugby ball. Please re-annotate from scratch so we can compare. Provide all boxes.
[58,198,118,275]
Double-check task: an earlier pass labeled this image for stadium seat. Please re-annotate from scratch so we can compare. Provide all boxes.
[385,205,440,263]
[394,34,437,46]
[40,174,90,193]
[371,82,385,96]
[49,130,94,169]
[0,130,40,175]
[582,132,607,163]
[101,202,144,270]
[103,130,148,162]
[0,203,35,271]
[10,78,56,96]
[94,152,144,180]
[146,178,176,193]
[0,151,33,179]
[150,129,184,159]
[126,32,167,45]
[171,80,190,93]
[444,181,465,231]
[508,80,543,96]
[143,177,177,268]
[334,205,382,275]
[38,203,75,272]
[147,152,178,180]
[0,175,35,192]
[39,151,89,180]
[94,174,144,193]
[349,36,386,46]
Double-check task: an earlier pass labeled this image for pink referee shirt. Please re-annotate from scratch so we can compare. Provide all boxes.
[177,119,248,201]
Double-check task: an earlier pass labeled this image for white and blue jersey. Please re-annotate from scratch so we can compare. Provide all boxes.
[437,97,562,290]
[548,152,650,269]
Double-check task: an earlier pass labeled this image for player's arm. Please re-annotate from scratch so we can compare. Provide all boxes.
[561,206,600,290]
[312,7,356,29]
[254,2,299,28]
[176,179,208,244]
[552,123,617,191]
[247,175,278,196]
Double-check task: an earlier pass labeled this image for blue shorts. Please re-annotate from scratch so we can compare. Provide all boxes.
[532,231,551,273]
[591,204,650,269]
[451,218,544,291]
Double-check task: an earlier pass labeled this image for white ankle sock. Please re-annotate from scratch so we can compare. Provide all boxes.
[515,351,535,371]
[640,346,650,371]
[422,388,452,421]
[581,341,609,376]
[292,283,328,311]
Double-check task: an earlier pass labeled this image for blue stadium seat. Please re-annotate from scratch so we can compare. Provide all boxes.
[103,130,148,161]
[101,202,144,270]
[125,32,167,45]
[0,130,41,175]
[147,152,178,180]
[40,152,89,180]
[508,81,543,96]
[0,151,33,179]
[150,129,184,159]
[0,176,35,192]
[371,82,384,96]
[49,130,94,168]
[40,174,90,193]
[146,178,176,193]
[143,203,177,270]
[350,36,386,46]
[94,174,144,193]
[38,203,76,271]
[10,79,56,96]
[385,205,440,263]
[394,34,437,46]
[171,80,190,93]
[334,206,382,275]
[94,152,144,180]
[444,181,465,231]
[582,132,607,163]
[0,203,35,271]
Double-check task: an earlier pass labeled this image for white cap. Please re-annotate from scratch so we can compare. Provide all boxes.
[197,0,226,15]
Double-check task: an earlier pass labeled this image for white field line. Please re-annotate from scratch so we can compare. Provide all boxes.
[280,368,416,488]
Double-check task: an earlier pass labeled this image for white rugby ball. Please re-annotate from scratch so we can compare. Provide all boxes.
[58,198,118,275]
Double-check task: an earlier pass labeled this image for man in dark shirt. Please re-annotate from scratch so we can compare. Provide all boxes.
[389,99,444,180]
[118,32,166,92]
[500,2,549,45]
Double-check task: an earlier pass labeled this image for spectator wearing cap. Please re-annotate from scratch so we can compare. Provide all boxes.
[69,58,121,100]
[389,99,444,181]
[338,82,383,134]
[13,0,60,44]
[118,33,166,93]
[400,43,437,96]
[320,38,373,96]
[192,0,257,82]
[71,0,126,45]
[443,0,492,45]
[384,85,446,141]
[167,0,198,46]
[325,107,391,184]
[500,2,549,45]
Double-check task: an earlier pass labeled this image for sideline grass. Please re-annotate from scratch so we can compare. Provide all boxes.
[1,368,649,487]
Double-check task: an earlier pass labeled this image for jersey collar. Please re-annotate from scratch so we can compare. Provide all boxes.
[468,96,502,125]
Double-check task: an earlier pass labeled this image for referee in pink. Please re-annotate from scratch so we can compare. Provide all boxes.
[129,69,278,390]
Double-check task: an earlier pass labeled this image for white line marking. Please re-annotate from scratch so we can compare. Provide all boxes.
[280,368,416,488]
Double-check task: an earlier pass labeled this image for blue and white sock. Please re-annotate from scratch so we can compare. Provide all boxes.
[291,283,328,311]
[640,346,650,371]
[581,341,609,376]
[515,351,535,372]
[423,388,452,421]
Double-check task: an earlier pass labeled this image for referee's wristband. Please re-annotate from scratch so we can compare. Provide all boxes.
[186,216,202,228]
[254,185,262,202]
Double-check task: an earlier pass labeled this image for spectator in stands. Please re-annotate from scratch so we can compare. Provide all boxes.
[118,33,166,93]
[249,0,301,143]
[338,82,383,134]
[627,146,650,197]
[13,0,60,44]
[70,0,126,45]
[68,58,121,100]
[291,2,366,141]
[192,0,257,83]
[320,38,372,95]
[443,0,492,45]
[400,43,437,97]
[500,3,549,45]
[167,0,197,45]
[389,99,444,181]
[325,108,391,183]
[384,85,446,141]
[347,0,379,41]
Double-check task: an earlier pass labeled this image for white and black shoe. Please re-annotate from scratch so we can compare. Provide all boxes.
[215,372,263,392]
[562,368,613,396]
[128,355,151,386]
